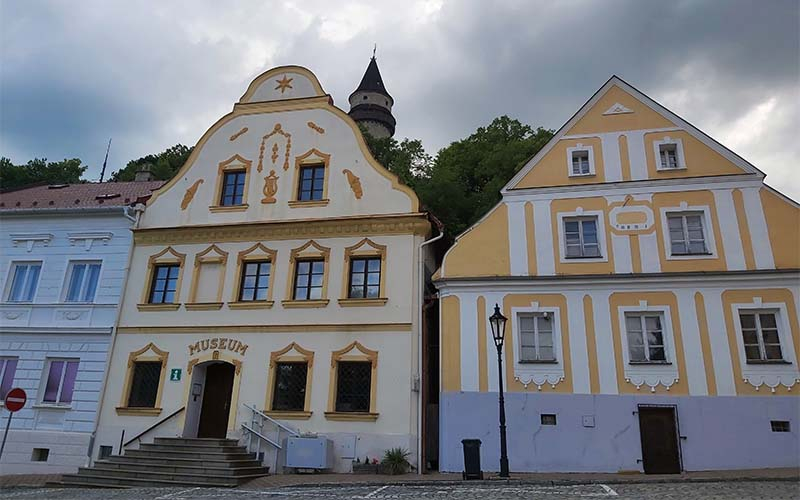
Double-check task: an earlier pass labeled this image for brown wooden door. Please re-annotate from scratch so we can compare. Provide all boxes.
[198,363,235,438]
[638,406,681,474]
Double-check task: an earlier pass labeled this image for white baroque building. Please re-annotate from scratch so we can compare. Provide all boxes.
[0,181,161,474]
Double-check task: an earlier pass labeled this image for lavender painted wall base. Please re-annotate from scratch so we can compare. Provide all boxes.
[440,392,800,473]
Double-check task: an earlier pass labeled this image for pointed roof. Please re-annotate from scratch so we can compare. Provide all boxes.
[350,57,393,101]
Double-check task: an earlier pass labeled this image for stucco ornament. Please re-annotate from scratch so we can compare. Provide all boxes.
[625,374,679,392]
[181,179,204,210]
[743,374,800,393]
[342,169,363,199]
[307,121,325,134]
[261,170,279,204]
[514,374,565,391]
[274,75,293,93]
[257,124,292,172]
[229,127,248,141]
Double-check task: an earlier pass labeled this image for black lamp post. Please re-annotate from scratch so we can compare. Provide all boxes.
[489,303,510,478]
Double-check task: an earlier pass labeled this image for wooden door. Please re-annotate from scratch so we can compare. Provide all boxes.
[638,406,681,474]
[198,363,235,438]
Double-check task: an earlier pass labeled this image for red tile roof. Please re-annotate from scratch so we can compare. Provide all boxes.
[0,181,164,211]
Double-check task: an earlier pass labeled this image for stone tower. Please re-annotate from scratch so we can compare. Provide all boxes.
[348,56,396,138]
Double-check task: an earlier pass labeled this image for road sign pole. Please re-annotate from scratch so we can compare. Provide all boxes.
[0,411,13,462]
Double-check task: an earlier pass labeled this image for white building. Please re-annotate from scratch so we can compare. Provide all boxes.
[0,181,162,474]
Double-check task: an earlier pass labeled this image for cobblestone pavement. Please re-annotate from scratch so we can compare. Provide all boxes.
[1,481,798,499]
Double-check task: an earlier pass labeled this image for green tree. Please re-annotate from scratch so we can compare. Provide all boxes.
[418,116,553,237]
[0,157,87,191]
[110,144,193,182]
[360,127,431,188]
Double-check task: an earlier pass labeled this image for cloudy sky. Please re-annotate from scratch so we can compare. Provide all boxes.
[1,1,798,198]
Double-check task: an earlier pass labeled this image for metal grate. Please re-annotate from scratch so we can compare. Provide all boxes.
[335,361,371,412]
[128,361,162,407]
[272,362,308,411]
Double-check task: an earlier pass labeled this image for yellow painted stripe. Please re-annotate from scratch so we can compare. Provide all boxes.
[441,295,461,392]
[618,135,632,181]
[732,189,756,270]
[583,295,601,394]
[477,296,488,392]
[693,292,717,395]
[629,235,642,274]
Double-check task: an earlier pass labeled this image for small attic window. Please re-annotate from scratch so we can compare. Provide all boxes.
[95,193,121,200]
[654,137,686,171]
[47,184,69,189]
[567,145,595,177]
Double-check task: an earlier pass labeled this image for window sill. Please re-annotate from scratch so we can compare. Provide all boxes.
[288,199,330,208]
[518,359,558,364]
[32,403,72,410]
[628,361,672,365]
[282,299,330,308]
[670,252,713,257]
[115,407,163,416]
[338,298,388,307]
[568,173,595,178]
[324,411,379,422]
[264,410,312,420]
[229,301,275,309]
[656,166,687,172]
[564,255,604,260]
[137,303,181,311]
[746,360,792,365]
[185,302,224,311]
[209,204,249,213]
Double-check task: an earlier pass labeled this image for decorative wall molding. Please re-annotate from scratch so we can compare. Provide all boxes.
[181,179,204,210]
[257,123,292,172]
[229,127,248,141]
[67,232,113,251]
[625,374,680,392]
[514,374,565,391]
[742,374,800,393]
[10,233,53,252]
[342,169,363,199]
[602,102,633,115]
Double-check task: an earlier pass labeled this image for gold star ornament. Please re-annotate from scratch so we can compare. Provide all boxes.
[275,75,293,94]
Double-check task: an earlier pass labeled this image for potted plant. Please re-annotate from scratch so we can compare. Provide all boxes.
[381,447,411,475]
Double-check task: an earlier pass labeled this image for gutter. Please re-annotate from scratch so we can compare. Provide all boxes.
[0,206,132,217]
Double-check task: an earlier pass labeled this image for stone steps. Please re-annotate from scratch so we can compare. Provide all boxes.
[53,437,269,489]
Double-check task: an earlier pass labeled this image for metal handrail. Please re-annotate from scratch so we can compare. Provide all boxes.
[243,403,299,436]
[123,406,185,448]
[241,423,281,449]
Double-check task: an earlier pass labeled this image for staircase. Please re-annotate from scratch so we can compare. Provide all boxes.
[55,437,270,488]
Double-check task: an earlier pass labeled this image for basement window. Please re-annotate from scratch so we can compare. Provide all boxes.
[31,448,50,462]
[771,420,791,432]
[99,445,113,459]
[541,414,557,426]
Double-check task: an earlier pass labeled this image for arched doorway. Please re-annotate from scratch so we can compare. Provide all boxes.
[184,361,236,439]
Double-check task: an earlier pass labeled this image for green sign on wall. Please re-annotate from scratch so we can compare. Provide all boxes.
[170,368,182,382]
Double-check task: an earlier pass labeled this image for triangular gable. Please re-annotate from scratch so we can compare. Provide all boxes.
[503,76,763,193]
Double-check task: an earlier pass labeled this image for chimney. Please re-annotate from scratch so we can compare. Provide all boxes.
[134,163,155,182]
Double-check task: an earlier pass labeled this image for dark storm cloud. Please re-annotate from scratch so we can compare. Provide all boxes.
[1,0,797,196]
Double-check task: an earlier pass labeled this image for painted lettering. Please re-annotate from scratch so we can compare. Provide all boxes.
[189,342,201,356]
[187,337,248,357]
[237,342,248,356]
[210,338,219,349]
[220,338,228,350]
[201,339,210,351]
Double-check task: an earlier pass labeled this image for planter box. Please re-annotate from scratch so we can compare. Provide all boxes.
[351,462,382,474]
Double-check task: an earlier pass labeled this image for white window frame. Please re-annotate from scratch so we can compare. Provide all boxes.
[557,209,608,264]
[566,144,596,177]
[61,260,103,303]
[623,312,669,363]
[38,357,79,407]
[517,312,557,362]
[4,261,43,303]
[737,309,785,363]
[653,136,686,171]
[510,302,565,390]
[659,204,717,260]
[0,357,19,405]
[665,211,709,256]
[617,302,679,390]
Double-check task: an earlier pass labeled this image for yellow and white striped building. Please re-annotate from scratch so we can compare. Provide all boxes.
[434,76,799,473]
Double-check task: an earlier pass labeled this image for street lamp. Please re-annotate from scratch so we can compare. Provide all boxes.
[488,303,510,478]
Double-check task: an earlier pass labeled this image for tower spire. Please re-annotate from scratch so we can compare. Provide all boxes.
[347,52,396,138]
[373,43,377,59]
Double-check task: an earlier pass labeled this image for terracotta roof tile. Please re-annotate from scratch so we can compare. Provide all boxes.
[0,181,164,211]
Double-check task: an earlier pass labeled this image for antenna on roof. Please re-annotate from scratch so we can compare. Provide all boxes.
[372,43,377,59]
[99,138,112,182]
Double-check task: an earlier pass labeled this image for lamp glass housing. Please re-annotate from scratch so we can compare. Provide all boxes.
[489,303,507,348]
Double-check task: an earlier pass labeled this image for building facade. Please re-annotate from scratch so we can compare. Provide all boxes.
[90,66,432,473]
[434,77,800,473]
[0,181,161,474]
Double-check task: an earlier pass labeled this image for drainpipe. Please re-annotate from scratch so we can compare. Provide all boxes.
[416,225,443,474]
[87,204,145,465]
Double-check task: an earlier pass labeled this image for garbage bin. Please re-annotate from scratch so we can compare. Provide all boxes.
[461,439,483,480]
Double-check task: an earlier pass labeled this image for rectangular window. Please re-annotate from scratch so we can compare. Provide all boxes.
[31,448,49,462]
[667,212,708,255]
[541,414,557,426]
[293,259,324,300]
[348,257,381,299]
[771,420,791,432]
[148,264,180,304]
[519,313,555,362]
[41,359,79,404]
[271,362,308,411]
[564,217,600,258]
[297,165,325,201]
[571,150,591,175]
[220,170,246,206]
[335,361,371,413]
[127,361,162,408]
[238,260,271,301]
[625,313,667,363]
[0,357,18,401]
[659,144,679,169]
[64,261,101,302]
[740,311,783,362]
[7,262,41,302]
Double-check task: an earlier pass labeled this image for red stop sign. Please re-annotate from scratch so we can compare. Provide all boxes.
[4,388,26,412]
